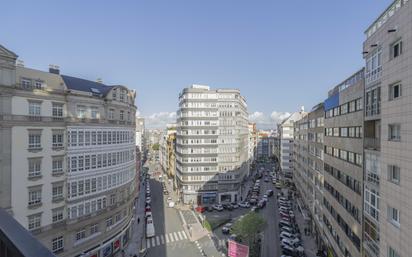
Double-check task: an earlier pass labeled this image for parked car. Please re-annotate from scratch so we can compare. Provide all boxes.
[213,204,224,211]
[145,211,152,218]
[262,195,268,202]
[207,206,214,212]
[266,190,274,197]
[280,226,295,234]
[222,223,233,234]
[264,177,269,182]
[275,183,282,189]
[279,206,291,212]
[281,238,301,249]
[279,220,292,228]
[239,202,250,208]
[195,206,206,213]
[250,206,258,212]
[280,231,300,240]
[230,203,239,209]
[146,197,151,204]
[257,200,266,209]
[281,245,296,256]
[223,203,234,211]
[249,198,257,205]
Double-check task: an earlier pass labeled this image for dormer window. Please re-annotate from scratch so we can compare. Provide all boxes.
[112,89,117,100]
[120,90,125,102]
[34,81,43,89]
[21,78,32,89]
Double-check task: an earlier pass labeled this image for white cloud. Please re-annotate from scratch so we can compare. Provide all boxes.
[145,112,177,128]
[248,110,291,129]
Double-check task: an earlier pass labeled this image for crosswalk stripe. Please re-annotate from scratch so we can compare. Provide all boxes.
[169,233,175,242]
[182,231,188,239]
[161,235,165,244]
[156,236,160,245]
[165,234,170,243]
[178,231,184,240]
[151,237,156,246]
[146,239,151,248]
[173,232,179,241]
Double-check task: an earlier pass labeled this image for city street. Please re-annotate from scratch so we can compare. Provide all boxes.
[144,161,205,257]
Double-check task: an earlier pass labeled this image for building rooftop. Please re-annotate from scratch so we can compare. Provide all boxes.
[61,74,114,96]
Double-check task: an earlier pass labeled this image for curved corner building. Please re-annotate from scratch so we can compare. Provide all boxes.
[176,85,249,205]
[0,44,138,257]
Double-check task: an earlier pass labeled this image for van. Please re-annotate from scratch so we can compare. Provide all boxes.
[146,218,155,238]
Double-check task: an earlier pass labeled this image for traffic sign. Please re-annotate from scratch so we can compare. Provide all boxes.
[228,240,249,257]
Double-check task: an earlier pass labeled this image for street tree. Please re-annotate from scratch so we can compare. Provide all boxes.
[151,143,160,151]
[231,212,266,256]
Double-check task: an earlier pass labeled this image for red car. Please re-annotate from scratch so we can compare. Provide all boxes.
[145,206,151,212]
[195,206,206,213]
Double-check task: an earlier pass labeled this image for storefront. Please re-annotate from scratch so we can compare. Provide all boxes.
[201,192,217,205]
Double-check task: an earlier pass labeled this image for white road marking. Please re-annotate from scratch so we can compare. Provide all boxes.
[156,236,160,245]
[178,231,184,240]
[173,232,179,241]
[146,239,151,248]
[160,234,165,244]
[151,237,156,247]
[165,234,170,243]
[182,231,188,239]
[169,232,175,242]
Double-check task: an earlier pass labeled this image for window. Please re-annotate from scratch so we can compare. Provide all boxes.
[106,217,113,227]
[52,103,64,117]
[77,105,87,118]
[28,158,41,178]
[388,247,401,257]
[90,224,98,234]
[391,40,402,59]
[52,157,63,174]
[388,206,400,227]
[75,229,86,241]
[34,81,43,89]
[115,213,121,222]
[28,214,41,230]
[109,109,115,120]
[120,110,124,120]
[349,101,356,112]
[52,236,64,253]
[120,90,125,102]
[21,78,32,88]
[52,184,63,200]
[388,165,400,184]
[112,89,117,99]
[389,83,402,100]
[28,188,42,206]
[52,208,64,223]
[340,127,348,137]
[52,131,64,148]
[28,101,41,116]
[388,124,401,141]
[90,107,99,119]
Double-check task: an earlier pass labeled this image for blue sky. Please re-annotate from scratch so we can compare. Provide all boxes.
[2,0,392,128]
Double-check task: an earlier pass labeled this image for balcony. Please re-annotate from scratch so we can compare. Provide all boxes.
[0,208,56,257]
[365,137,380,151]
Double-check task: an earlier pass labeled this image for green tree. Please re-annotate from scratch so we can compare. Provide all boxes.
[231,212,266,257]
[151,143,160,151]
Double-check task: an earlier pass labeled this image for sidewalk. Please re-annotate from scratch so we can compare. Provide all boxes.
[293,198,318,257]
[124,178,146,257]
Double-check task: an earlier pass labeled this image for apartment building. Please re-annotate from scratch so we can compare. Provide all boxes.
[363,1,412,257]
[159,124,177,179]
[323,69,364,257]
[176,85,249,205]
[275,110,306,176]
[293,103,326,248]
[0,44,138,257]
[135,117,145,154]
[248,122,257,164]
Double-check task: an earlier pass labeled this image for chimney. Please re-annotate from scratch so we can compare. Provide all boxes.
[49,64,60,74]
[16,59,24,67]
[96,78,103,83]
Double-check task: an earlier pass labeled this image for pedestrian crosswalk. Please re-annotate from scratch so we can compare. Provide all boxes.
[146,230,188,248]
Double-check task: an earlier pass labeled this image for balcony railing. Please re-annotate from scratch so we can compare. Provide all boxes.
[365,137,380,151]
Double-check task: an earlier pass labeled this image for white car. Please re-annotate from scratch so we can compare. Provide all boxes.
[145,211,152,218]
[213,204,224,211]
[146,197,151,204]
[239,202,250,208]
[168,201,175,208]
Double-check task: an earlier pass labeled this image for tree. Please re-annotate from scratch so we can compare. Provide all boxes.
[231,212,266,257]
[151,143,160,151]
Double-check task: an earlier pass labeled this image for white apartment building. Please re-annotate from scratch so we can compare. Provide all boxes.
[276,109,307,176]
[176,85,249,205]
[0,44,138,257]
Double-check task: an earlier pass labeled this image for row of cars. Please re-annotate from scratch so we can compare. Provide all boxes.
[145,174,155,238]
[248,179,274,212]
[277,196,305,257]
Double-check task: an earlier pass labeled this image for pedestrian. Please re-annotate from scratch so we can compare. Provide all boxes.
[137,217,140,224]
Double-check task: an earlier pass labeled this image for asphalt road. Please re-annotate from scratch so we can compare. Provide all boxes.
[145,161,203,257]
[258,162,282,257]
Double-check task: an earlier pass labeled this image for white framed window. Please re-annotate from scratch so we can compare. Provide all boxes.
[52,184,63,200]
[34,81,43,89]
[28,158,41,178]
[90,224,98,234]
[106,217,113,227]
[52,236,64,253]
[28,101,41,116]
[388,247,400,257]
[21,78,32,88]
[52,208,64,223]
[28,213,41,230]
[52,103,64,117]
[391,39,402,59]
[109,109,115,120]
[75,229,86,241]
[52,131,64,148]
[389,83,402,100]
[90,107,99,119]
[388,124,401,141]
[388,165,400,184]
[77,105,87,118]
[28,133,41,149]
[52,157,63,175]
[28,188,42,206]
[120,110,124,120]
[120,90,125,102]
[388,206,400,227]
